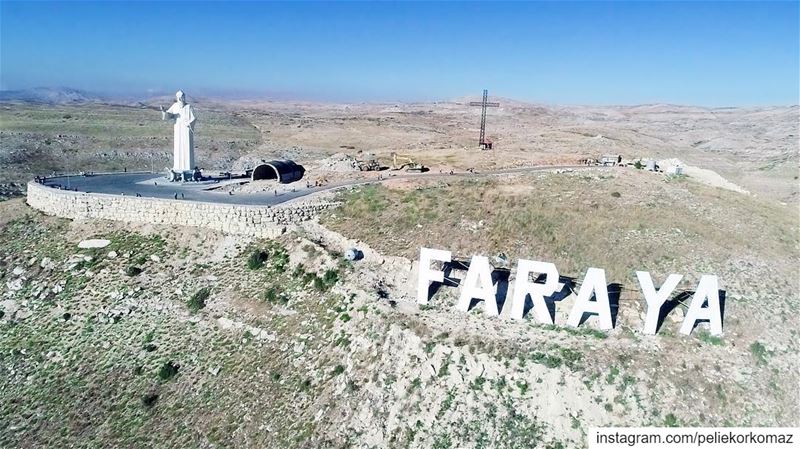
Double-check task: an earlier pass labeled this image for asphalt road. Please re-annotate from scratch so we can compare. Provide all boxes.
[40,172,328,206]
[38,165,598,207]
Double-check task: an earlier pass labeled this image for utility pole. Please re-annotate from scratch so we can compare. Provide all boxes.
[469,89,500,150]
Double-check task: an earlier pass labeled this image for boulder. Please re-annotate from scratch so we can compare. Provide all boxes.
[78,239,111,249]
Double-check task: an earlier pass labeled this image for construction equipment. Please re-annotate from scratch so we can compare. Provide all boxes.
[469,89,500,150]
[355,151,381,171]
[390,152,427,172]
[600,154,622,166]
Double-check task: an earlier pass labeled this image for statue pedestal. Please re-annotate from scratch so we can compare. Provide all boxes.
[167,169,202,182]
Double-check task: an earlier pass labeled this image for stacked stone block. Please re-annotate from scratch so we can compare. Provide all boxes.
[26,182,337,238]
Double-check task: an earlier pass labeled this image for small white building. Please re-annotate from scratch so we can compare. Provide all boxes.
[600,155,621,166]
[666,165,684,175]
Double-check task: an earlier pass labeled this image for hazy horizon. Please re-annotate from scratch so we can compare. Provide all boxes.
[3,85,800,109]
[1,1,798,107]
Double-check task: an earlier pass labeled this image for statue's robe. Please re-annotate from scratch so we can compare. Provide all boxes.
[166,102,196,171]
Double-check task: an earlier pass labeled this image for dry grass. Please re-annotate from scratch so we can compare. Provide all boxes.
[322,169,798,290]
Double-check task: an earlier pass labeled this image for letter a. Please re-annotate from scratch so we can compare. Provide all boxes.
[567,268,613,330]
[680,275,723,336]
[637,271,683,335]
[417,247,452,305]
[456,255,498,316]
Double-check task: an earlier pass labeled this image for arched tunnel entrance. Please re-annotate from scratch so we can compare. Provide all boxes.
[252,164,278,181]
[251,160,305,184]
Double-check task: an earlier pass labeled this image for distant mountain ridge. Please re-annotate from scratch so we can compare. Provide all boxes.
[3,86,796,109]
[0,87,297,106]
[0,87,110,104]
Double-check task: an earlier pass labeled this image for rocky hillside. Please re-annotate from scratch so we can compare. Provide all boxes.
[1,167,797,448]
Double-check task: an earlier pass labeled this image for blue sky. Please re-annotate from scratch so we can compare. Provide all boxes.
[1,1,798,105]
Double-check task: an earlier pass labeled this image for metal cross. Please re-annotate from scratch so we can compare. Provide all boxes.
[469,89,500,149]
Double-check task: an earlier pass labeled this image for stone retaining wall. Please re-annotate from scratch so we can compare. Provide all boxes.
[26,181,339,238]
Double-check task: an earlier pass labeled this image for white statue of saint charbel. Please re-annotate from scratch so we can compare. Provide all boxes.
[160,90,196,173]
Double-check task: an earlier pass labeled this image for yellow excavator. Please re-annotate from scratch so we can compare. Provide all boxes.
[390,152,427,172]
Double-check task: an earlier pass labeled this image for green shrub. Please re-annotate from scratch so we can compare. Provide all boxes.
[323,269,340,285]
[432,434,452,449]
[263,287,289,304]
[302,272,316,285]
[664,413,680,427]
[247,250,269,270]
[665,173,688,183]
[634,160,643,169]
[438,357,451,378]
[606,366,620,384]
[187,287,210,313]
[750,341,769,366]
[125,265,142,277]
[158,361,180,380]
[559,348,583,369]
[74,257,99,271]
[335,334,351,347]
[142,330,155,344]
[311,269,341,292]
[576,327,608,339]
[619,374,637,392]
[332,365,345,376]
[141,392,159,408]
[271,250,289,273]
[610,191,621,198]
[531,352,562,369]
[697,330,723,346]
[263,287,279,303]
[312,276,327,292]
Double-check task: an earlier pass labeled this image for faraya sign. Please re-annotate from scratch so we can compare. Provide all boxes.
[417,248,724,336]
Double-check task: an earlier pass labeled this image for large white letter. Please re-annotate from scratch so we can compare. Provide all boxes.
[636,271,683,335]
[417,247,452,305]
[456,255,498,316]
[567,268,613,330]
[680,275,722,336]
[510,259,561,323]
